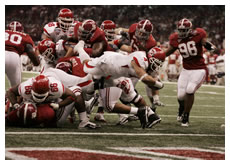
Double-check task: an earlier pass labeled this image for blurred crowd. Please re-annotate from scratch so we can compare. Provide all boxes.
[6,5,225,85]
[6,5,224,49]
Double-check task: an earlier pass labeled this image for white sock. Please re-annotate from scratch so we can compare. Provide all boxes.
[129,107,138,114]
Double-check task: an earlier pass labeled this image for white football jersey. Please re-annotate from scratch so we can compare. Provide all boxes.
[43,22,67,42]
[84,51,149,79]
[18,76,65,103]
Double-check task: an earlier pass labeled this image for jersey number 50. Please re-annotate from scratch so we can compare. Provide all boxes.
[178,41,197,58]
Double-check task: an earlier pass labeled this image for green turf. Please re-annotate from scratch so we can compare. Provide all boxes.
[5,72,225,159]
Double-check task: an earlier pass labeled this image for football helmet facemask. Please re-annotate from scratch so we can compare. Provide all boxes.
[100,20,116,41]
[135,19,153,41]
[177,18,193,38]
[147,47,166,72]
[57,8,74,32]
[31,75,50,103]
[78,19,97,41]
[38,39,56,63]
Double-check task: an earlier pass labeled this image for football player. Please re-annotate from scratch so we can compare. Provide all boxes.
[112,19,164,109]
[5,21,40,87]
[157,18,217,126]
[74,19,114,58]
[6,74,97,128]
[42,8,74,42]
[99,20,137,124]
[74,40,166,128]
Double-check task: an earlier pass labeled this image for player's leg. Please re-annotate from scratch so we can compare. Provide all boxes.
[5,51,21,87]
[177,69,188,122]
[182,69,206,126]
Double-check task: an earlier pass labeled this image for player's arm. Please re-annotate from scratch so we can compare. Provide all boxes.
[115,27,129,35]
[202,37,217,52]
[6,85,20,109]
[165,45,177,57]
[63,42,76,58]
[73,40,91,64]
[25,44,40,66]
[56,87,79,108]
[131,61,164,89]
[91,40,106,58]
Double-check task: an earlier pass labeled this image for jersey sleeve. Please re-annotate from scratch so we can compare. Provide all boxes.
[24,34,34,47]
[18,78,33,99]
[196,28,207,39]
[132,52,149,70]
[43,22,56,37]
[169,33,179,48]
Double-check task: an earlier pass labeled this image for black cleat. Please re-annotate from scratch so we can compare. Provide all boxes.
[146,113,161,128]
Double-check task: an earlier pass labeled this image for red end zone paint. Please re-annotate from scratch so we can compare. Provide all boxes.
[145,149,225,160]
[9,150,150,160]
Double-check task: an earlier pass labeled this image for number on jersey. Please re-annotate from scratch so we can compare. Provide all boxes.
[178,41,197,58]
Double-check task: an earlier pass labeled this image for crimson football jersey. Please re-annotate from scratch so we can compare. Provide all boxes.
[5,30,34,55]
[169,28,207,70]
[58,56,87,77]
[129,23,157,52]
[74,22,112,56]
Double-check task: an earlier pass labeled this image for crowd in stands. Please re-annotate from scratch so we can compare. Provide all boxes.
[6,5,225,49]
[6,5,225,85]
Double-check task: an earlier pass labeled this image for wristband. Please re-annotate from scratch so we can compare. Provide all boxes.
[139,73,148,82]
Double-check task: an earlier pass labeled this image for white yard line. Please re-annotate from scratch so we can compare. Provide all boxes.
[5,132,224,137]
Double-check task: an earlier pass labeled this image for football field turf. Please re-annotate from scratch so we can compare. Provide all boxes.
[5,72,225,160]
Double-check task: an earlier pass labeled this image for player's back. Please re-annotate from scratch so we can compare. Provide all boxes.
[5,30,34,55]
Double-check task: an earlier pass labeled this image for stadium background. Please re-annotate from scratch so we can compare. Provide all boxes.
[5,5,225,50]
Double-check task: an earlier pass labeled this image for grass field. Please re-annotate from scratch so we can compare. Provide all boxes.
[5,72,225,160]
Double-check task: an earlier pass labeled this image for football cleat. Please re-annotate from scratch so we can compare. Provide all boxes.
[181,114,189,127]
[78,120,100,129]
[116,114,129,125]
[153,100,165,107]
[146,113,161,128]
[94,112,106,122]
[137,106,148,129]
[181,121,189,127]
[86,93,99,114]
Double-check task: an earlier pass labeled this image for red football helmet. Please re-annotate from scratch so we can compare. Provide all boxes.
[147,47,166,71]
[38,39,56,63]
[177,18,193,38]
[135,19,153,41]
[31,75,50,103]
[78,19,97,41]
[17,102,37,126]
[7,21,24,32]
[100,20,116,41]
[56,61,72,74]
[57,8,74,32]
